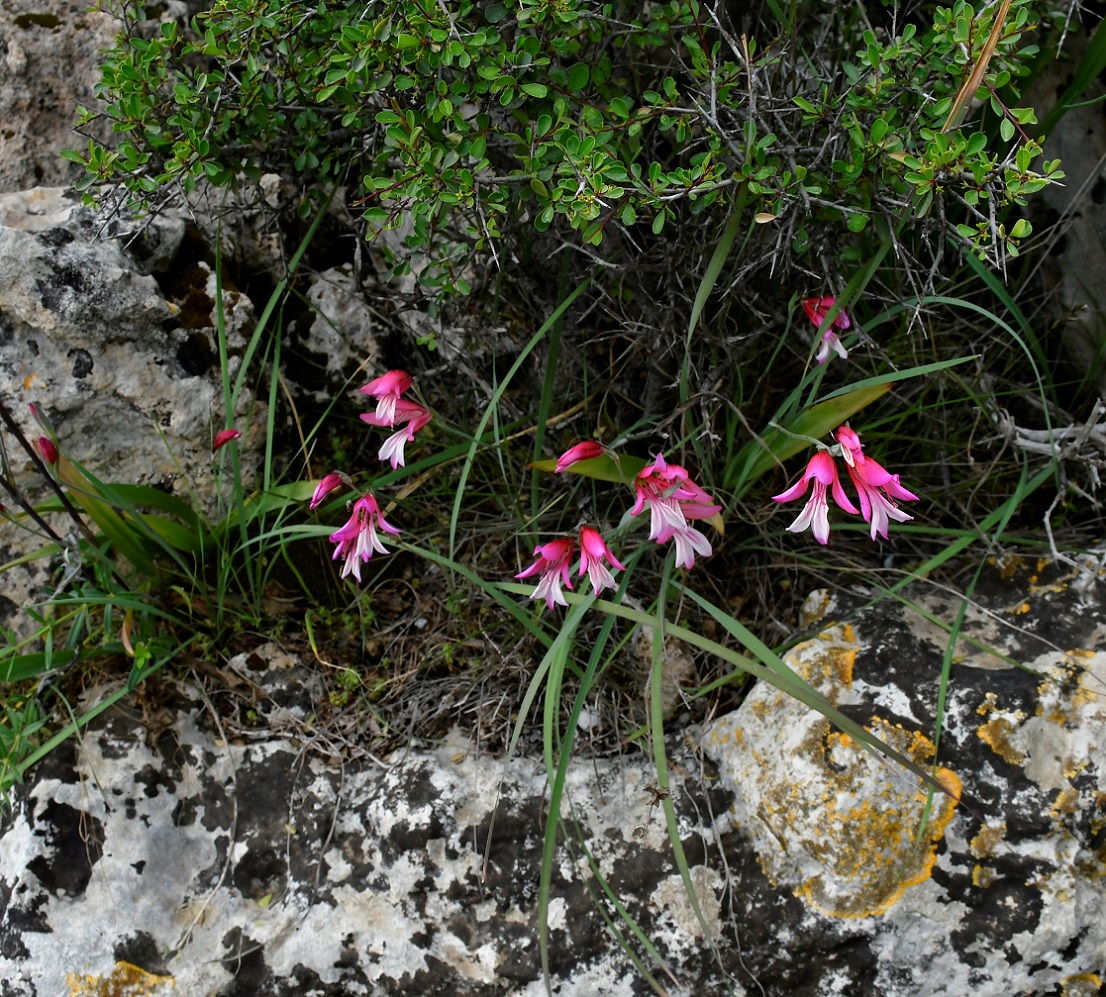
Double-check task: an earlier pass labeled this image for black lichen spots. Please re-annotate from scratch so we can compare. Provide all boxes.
[67,348,93,378]
[14,12,60,28]
[0,879,33,960]
[193,833,233,895]
[25,800,104,898]
[1,893,53,963]
[232,750,293,834]
[115,930,169,976]
[134,762,176,799]
[1060,925,1090,963]
[219,927,270,996]
[381,813,448,869]
[758,932,879,997]
[494,924,541,984]
[91,719,140,761]
[0,595,17,627]
[3,889,50,937]
[0,928,30,962]
[394,953,496,997]
[35,226,73,248]
[232,846,285,902]
[37,258,95,313]
[277,962,372,996]
[172,795,201,828]
[969,968,998,987]
[0,311,13,346]
[950,878,1043,964]
[195,771,235,834]
[334,934,359,969]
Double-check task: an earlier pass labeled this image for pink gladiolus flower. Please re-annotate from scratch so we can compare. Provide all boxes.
[309,472,344,510]
[515,538,575,610]
[36,436,58,465]
[630,453,721,569]
[329,492,401,582]
[212,428,242,452]
[555,441,606,473]
[834,426,919,540]
[361,399,433,469]
[802,296,850,365]
[578,526,625,595]
[802,296,851,332]
[359,370,413,426]
[772,450,859,545]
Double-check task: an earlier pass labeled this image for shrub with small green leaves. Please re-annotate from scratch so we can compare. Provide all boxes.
[74,0,1066,302]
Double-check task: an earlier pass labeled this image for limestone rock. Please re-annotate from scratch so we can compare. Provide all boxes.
[0,187,260,500]
[701,561,1106,995]
[0,187,263,637]
[0,649,733,996]
[0,2,120,193]
[284,266,381,399]
[3,561,1105,995]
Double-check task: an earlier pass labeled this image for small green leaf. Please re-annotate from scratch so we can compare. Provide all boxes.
[567,63,589,92]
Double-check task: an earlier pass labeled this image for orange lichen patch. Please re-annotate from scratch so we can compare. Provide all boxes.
[971,864,994,888]
[1051,787,1081,819]
[970,822,1006,859]
[970,823,1006,888]
[989,554,1024,581]
[1024,559,1092,597]
[975,693,1027,764]
[977,716,1026,765]
[799,588,835,628]
[703,623,963,920]
[809,634,856,688]
[1011,601,1031,615]
[1060,975,1103,997]
[66,962,174,997]
[791,718,960,919]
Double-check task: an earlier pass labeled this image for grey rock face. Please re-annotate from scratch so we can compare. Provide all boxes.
[0,649,731,997]
[2,560,1105,996]
[0,3,120,193]
[0,188,261,515]
[703,561,1106,996]
[0,186,264,645]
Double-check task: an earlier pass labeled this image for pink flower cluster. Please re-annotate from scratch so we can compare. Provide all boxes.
[359,370,433,470]
[515,527,626,610]
[629,453,721,570]
[772,426,918,544]
[310,369,433,582]
[515,445,721,609]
